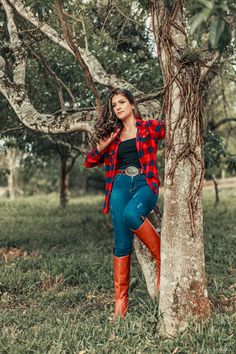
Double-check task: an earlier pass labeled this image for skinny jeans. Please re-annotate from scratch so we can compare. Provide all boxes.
[109,173,158,257]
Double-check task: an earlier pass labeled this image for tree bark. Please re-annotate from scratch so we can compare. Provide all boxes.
[212,174,220,206]
[151,0,211,335]
[6,149,16,200]
[5,147,19,200]
[60,154,69,208]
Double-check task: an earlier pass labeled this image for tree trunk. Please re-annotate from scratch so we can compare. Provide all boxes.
[5,147,18,201]
[60,155,69,208]
[212,174,220,206]
[151,1,211,335]
[78,170,88,196]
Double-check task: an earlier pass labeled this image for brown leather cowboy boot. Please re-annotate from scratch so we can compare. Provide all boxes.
[132,218,161,289]
[113,254,131,318]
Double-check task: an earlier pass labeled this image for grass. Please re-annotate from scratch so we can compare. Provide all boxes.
[0,189,235,354]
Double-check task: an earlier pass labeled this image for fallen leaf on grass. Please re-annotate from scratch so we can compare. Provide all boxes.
[108,334,116,341]
[0,247,41,262]
[41,272,64,291]
[210,294,236,313]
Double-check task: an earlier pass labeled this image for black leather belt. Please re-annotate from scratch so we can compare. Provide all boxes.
[116,166,144,177]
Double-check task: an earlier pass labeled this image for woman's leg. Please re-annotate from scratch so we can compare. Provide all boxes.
[110,175,134,257]
[123,183,158,230]
[109,175,134,318]
[123,183,161,289]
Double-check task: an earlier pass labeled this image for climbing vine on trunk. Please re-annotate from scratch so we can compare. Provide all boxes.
[150,0,219,335]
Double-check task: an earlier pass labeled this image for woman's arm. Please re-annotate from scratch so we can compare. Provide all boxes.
[84,130,120,168]
[84,146,107,168]
[149,119,165,140]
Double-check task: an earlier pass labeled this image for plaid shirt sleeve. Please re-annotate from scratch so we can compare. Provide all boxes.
[148,119,165,141]
[84,147,107,168]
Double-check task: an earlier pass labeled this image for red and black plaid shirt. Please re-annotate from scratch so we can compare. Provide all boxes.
[84,118,165,214]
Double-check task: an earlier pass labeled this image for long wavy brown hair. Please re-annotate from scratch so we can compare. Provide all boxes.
[93,88,142,144]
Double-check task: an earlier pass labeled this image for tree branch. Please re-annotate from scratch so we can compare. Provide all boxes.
[0,0,162,134]
[7,0,143,94]
[54,0,102,117]
[66,151,80,174]
[2,0,26,85]
[0,1,94,134]
[208,117,236,130]
[27,41,76,106]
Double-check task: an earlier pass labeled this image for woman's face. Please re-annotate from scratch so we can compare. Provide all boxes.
[111,94,134,121]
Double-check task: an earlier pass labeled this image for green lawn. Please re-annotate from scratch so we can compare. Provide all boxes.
[0,189,235,354]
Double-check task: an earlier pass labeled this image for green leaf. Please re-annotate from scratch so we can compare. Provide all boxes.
[226,154,236,173]
[217,22,232,52]
[216,3,229,12]
[190,8,211,34]
[228,5,236,17]
[208,18,225,49]
[198,0,214,10]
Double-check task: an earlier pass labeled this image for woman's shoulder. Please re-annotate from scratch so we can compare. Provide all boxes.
[137,118,164,128]
[147,118,164,125]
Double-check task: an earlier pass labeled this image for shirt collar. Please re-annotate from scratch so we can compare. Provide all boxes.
[114,118,145,143]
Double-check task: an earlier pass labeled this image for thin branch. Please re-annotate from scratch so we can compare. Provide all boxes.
[54,0,102,117]
[66,151,80,174]
[115,17,128,51]
[26,40,76,106]
[114,4,152,32]
[209,117,236,130]
[46,135,87,154]
[137,87,165,103]
[79,10,88,51]
[220,64,229,118]
[1,126,24,134]
[7,0,142,94]
[101,0,114,32]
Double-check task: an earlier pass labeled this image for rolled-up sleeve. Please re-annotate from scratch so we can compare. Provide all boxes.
[150,119,165,140]
[84,147,105,168]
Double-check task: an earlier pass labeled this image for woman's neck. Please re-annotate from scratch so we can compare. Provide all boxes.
[122,116,136,133]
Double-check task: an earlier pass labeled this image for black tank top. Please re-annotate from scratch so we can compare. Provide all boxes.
[117,138,142,169]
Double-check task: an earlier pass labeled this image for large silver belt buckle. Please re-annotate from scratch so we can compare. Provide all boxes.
[125,166,139,176]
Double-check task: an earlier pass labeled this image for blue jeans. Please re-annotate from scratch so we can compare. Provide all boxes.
[109,174,158,257]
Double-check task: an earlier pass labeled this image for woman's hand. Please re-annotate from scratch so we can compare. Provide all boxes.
[96,129,120,152]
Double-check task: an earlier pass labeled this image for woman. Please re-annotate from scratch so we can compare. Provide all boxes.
[84,88,165,319]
